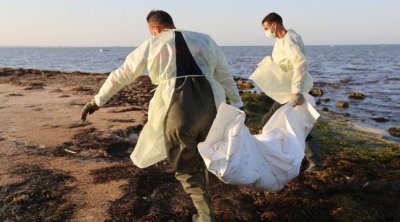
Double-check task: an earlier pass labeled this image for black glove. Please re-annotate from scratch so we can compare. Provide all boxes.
[81,99,99,121]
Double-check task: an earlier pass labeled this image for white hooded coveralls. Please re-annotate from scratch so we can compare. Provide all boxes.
[197,30,320,191]
[250,29,313,104]
[93,30,243,168]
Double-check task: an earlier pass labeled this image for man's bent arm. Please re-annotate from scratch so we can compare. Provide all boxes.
[94,41,149,106]
[286,41,307,94]
[213,43,243,108]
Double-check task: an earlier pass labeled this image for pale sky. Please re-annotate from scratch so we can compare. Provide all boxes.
[1,0,399,47]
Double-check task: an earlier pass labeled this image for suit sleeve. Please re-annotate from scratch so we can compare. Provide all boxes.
[94,41,149,106]
[212,41,244,108]
[285,38,307,94]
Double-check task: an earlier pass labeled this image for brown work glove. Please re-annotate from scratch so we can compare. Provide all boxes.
[81,99,99,121]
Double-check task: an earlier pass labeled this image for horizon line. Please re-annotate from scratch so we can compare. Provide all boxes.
[1,43,399,48]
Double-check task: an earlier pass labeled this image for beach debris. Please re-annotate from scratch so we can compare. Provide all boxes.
[108,106,141,113]
[71,85,95,95]
[0,68,11,76]
[24,82,45,90]
[6,93,24,97]
[2,164,75,221]
[388,127,400,137]
[51,88,63,93]
[109,119,136,123]
[68,100,87,106]
[64,149,77,154]
[67,120,92,128]
[13,69,24,76]
[347,92,365,100]
[31,69,41,74]
[310,87,324,97]
[336,101,349,108]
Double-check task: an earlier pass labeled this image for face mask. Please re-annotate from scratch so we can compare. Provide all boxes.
[151,28,158,37]
[264,29,276,39]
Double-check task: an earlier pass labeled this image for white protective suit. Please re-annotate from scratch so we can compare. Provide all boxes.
[250,29,313,104]
[93,29,243,168]
[197,30,320,191]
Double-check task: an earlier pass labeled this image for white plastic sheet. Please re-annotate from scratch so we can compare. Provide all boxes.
[198,98,319,191]
[249,56,313,104]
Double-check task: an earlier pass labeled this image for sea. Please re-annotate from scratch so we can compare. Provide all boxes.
[0,45,399,135]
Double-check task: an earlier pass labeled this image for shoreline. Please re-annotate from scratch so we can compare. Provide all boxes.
[1,66,398,141]
[317,110,400,142]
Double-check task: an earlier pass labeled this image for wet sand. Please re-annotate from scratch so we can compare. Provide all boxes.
[1,68,399,221]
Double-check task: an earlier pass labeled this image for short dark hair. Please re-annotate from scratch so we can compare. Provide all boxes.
[146,10,174,27]
[261,12,283,25]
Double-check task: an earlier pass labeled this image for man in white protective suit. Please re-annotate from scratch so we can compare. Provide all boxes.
[259,12,323,172]
[81,10,243,222]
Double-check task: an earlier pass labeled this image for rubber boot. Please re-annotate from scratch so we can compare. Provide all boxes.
[304,137,323,172]
[192,193,214,222]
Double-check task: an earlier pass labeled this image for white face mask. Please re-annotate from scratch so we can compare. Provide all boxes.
[264,29,276,39]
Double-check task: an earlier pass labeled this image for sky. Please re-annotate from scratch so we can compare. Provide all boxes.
[1,0,400,47]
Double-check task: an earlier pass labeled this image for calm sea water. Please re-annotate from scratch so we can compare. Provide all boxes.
[0,45,399,133]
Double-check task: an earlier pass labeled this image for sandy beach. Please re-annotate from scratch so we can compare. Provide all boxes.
[1,68,399,221]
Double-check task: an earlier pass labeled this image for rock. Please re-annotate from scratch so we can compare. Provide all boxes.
[237,79,254,90]
[322,98,331,103]
[322,107,329,112]
[310,88,324,97]
[372,117,389,122]
[336,101,349,108]
[388,127,400,137]
[348,92,365,100]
